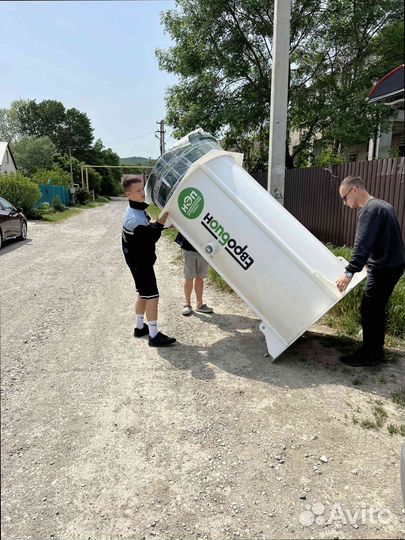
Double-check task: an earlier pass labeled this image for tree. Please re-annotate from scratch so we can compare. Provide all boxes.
[17,99,65,141]
[87,139,122,195]
[53,153,82,185]
[157,0,402,168]
[5,99,94,162]
[0,100,24,142]
[12,136,57,177]
[57,107,94,161]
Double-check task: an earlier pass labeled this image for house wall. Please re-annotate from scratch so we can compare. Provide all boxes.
[290,108,404,163]
[0,148,17,174]
[341,142,369,162]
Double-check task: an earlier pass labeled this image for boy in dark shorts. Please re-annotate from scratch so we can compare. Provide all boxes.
[121,176,176,347]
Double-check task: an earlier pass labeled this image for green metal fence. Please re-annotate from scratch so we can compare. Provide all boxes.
[36,184,71,207]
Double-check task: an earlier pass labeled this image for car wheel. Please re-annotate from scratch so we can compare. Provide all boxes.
[0,229,2,250]
[18,221,27,241]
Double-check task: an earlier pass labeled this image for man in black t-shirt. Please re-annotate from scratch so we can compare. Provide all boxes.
[336,175,405,367]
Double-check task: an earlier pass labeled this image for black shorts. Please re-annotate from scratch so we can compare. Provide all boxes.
[124,255,159,299]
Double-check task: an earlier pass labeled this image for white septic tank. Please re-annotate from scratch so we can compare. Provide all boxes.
[146,129,365,359]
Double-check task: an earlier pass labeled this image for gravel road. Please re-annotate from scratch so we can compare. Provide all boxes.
[1,200,404,540]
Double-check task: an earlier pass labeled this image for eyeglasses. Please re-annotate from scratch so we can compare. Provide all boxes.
[341,187,354,204]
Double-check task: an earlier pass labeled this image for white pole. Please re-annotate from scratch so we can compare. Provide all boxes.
[69,146,74,187]
[267,0,291,206]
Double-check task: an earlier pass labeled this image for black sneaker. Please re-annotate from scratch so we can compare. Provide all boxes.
[134,323,149,338]
[148,332,176,347]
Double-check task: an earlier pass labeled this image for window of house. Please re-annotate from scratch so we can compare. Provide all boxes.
[5,150,9,164]
[398,145,405,157]
[349,153,357,162]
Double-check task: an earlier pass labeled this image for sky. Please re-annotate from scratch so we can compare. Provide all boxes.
[0,0,179,159]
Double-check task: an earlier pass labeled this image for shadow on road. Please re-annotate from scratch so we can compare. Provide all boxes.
[0,238,33,256]
[155,310,404,400]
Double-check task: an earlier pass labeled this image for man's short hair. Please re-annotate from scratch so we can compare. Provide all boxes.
[121,176,143,191]
[340,175,366,190]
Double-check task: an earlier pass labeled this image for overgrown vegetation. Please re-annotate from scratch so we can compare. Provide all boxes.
[157,0,403,169]
[1,99,123,195]
[325,244,405,340]
[0,172,41,213]
[387,424,405,436]
[391,387,405,407]
[353,399,389,431]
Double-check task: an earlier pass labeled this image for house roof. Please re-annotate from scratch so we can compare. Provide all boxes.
[0,141,17,169]
[368,64,404,104]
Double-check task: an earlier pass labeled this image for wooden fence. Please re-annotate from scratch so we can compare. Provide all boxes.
[251,157,405,247]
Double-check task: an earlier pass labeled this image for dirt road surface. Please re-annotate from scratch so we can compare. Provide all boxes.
[1,200,404,540]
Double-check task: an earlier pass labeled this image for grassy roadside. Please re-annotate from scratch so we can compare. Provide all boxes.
[148,204,404,343]
[37,197,110,223]
[325,244,404,345]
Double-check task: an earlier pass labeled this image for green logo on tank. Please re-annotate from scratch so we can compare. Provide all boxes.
[178,187,204,219]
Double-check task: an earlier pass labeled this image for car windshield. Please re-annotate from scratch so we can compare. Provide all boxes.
[0,197,15,211]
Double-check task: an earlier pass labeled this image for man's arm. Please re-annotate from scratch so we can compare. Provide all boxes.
[345,206,382,274]
[133,212,169,244]
[336,206,382,292]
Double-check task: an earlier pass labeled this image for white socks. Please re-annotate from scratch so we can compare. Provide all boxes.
[148,321,158,338]
[136,315,158,338]
[136,314,144,330]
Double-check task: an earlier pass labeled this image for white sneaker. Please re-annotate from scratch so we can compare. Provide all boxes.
[182,304,192,316]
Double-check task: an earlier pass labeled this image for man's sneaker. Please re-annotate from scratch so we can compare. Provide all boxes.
[182,304,192,316]
[196,303,213,314]
[148,332,176,347]
[134,323,149,338]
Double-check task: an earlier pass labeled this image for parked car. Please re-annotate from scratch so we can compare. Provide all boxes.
[0,196,27,250]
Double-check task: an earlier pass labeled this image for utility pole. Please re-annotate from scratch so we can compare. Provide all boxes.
[156,120,166,155]
[68,146,74,187]
[267,0,291,206]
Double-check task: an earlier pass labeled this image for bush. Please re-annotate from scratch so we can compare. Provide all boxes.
[75,187,91,205]
[314,148,346,167]
[32,202,56,219]
[52,195,66,212]
[32,166,71,188]
[0,172,41,213]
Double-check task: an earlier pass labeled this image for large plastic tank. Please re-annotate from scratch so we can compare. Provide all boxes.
[146,129,365,359]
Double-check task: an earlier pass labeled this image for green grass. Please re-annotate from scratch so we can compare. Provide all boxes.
[324,244,405,340]
[372,403,388,428]
[207,268,234,292]
[387,424,405,436]
[354,400,389,431]
[41,199,109,222]
[95,196,110,203]
[41,208,83,222]
[391,387,405,407]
